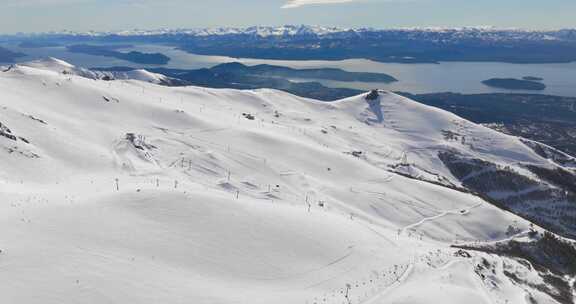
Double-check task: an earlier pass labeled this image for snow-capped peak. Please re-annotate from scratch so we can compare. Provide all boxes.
[15,25,576,42]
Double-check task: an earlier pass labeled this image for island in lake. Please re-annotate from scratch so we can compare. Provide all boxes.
[482,78,546,91]
[93,62,396,100]
[18,41,61,48]
[67,44,170,65]
[522,76,544,81]
[216,62,398,83]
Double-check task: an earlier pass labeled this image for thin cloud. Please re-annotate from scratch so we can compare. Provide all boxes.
[3,0,90,7]
[2,0,156,8]
[281,0,415,8]
[282,0,357,8]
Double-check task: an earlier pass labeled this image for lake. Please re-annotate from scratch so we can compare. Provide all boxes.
[4,43,576,97]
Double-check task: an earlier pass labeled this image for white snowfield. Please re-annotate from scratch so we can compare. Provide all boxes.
[18,57,173,84]
[0,59,567,303]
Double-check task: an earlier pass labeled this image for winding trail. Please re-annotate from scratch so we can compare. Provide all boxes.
[401,202,483,234]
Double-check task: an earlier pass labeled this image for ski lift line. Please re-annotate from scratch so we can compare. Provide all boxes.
[185,134,267,163]
[304,258,417,304]
[165,155,307,203]
[167,146,265,173]
[361,264,414,304]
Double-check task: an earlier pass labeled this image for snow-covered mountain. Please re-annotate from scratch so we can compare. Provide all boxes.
[8,26,576,64]
[17,25,576,42]
[9,57,181,85]
[114,25,347,37]
[6,25,346,38]
[1,59,575,304]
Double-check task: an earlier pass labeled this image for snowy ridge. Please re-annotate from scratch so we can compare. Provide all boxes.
[115,25,347,37]
[12,57,176,85]
[11,25,348,38]
[0,59,574,304]
[8,25,576,41]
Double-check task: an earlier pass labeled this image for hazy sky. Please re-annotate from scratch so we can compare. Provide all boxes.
[0,0,574,33]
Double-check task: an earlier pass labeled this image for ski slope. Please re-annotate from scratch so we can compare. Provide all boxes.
[0,59,569,304]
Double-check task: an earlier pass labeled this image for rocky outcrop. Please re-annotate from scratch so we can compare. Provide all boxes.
[439,151,576,239]
[0,121,17,141]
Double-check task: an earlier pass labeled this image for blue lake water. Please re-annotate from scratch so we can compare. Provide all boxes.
[4,43,576,97]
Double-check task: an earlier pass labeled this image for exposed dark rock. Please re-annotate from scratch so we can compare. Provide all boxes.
[0,121,17,141]
[439,151,576,238]
[27,115,47,125]
[365,90,380,101]
[242,113,255,120]
[455,232,576,304]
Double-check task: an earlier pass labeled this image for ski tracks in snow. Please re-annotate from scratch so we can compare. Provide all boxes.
[401,201,484,234]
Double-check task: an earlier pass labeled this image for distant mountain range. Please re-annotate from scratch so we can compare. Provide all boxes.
[4,25,576,64]
[8,25,576,41]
